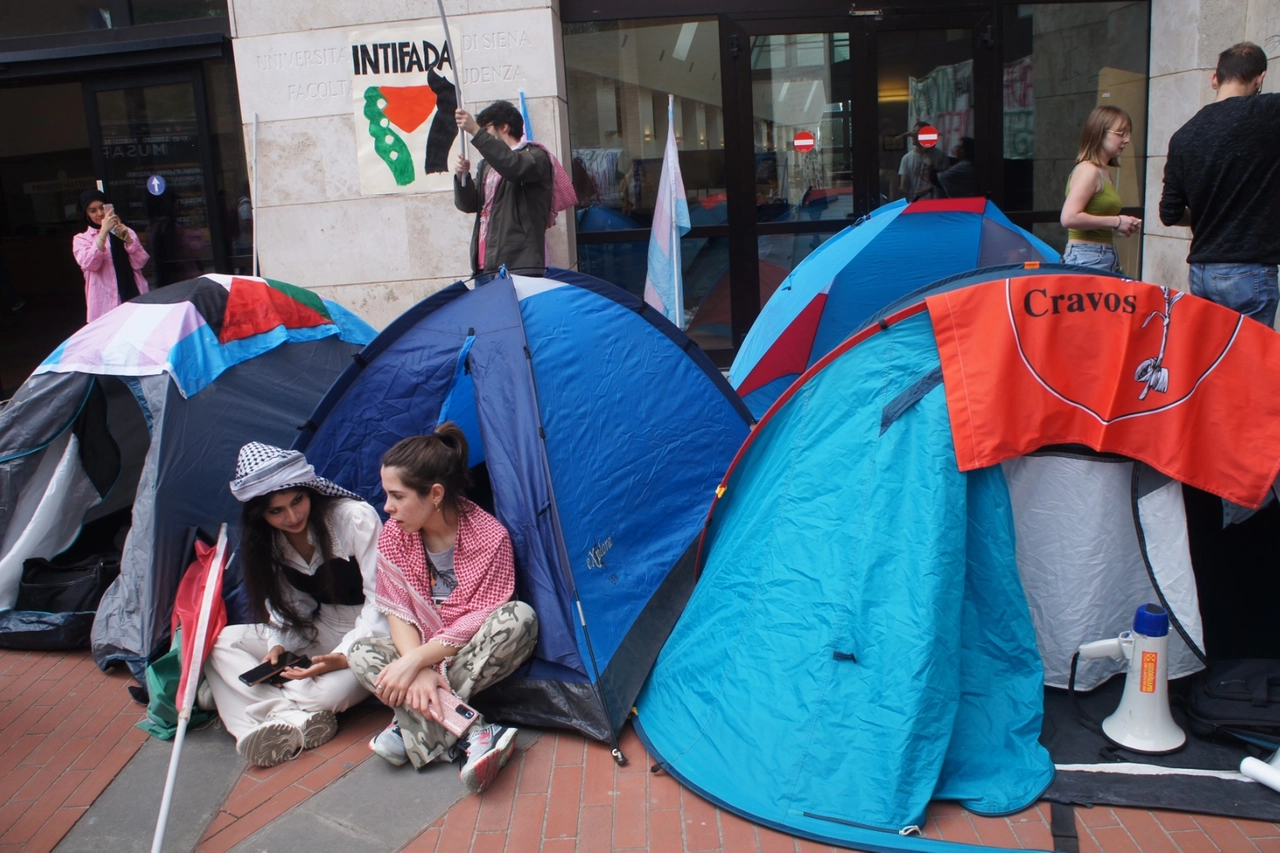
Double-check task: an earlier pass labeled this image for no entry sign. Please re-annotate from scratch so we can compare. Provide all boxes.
[916,125,939,148]
[793,131,816,153]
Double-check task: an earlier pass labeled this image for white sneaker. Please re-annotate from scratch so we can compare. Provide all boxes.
[274,709,338,750]
[196,679,216,712]
[369,720,409,766]
[459,724,517,794]
[237,719,303,767]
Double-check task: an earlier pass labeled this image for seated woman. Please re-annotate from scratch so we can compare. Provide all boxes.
[203,442,386,767]
[348,423,538,795]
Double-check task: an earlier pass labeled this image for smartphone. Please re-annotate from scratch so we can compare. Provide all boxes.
[103,203,114,215]
[239,651,311,687]
[433,686,479,737]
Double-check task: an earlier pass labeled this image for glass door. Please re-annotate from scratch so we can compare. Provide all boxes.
[722,11,991,350]
[84,71,225,288]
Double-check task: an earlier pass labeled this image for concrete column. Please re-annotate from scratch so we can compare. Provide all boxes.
[226,0,571,329]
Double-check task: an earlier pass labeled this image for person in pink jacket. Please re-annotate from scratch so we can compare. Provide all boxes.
[73,189,149,323]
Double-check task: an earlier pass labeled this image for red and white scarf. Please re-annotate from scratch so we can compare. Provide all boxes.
[374,498,515,648]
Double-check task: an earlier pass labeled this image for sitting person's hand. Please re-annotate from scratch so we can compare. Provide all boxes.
[280,652,348,680]
[404,666,448,719]
[375,652,427,707]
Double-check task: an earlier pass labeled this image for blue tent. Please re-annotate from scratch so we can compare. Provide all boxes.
[636,270,1070,851]
[635,264,1280,847]
[294,268,753,751]
[730,198,1058,416]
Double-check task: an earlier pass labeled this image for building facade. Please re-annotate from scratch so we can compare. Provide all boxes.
[0,0,1275,389]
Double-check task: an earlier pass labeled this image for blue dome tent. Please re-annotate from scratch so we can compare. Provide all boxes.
[293,268,753,752]
[729,197,1058,416]
[637,265,1280,847]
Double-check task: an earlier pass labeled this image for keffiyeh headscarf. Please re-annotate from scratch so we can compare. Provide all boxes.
[229,442,361,502]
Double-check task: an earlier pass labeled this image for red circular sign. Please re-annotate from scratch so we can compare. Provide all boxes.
[916,125,939,148]
[793,131,816,153]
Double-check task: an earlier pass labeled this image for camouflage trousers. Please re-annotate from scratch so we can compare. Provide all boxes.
[348,601,538,770]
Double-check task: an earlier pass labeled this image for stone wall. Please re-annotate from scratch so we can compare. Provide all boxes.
[225,0,572,329]
[1142,0,1280,294]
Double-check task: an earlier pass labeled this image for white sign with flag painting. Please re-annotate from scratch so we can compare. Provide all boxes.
[644,94,691,328]
[350,25,460,195]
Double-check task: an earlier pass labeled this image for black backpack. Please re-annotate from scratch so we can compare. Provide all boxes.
[1185,659,1280,742]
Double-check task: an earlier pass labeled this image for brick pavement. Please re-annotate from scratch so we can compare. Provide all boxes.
[5,647,1280,852]
[406,726,1280,853]
[0,649,148,852]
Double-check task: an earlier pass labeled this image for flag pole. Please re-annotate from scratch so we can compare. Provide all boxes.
[667,94,683,326]
[435,0,469,186]
[150,524,229,853]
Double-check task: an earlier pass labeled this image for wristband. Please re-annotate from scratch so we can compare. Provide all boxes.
[1116,215,1122,229]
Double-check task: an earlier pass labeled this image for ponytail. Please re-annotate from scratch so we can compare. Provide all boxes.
[381,421,472,511]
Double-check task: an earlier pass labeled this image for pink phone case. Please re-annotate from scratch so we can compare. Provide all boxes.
[433,686,479,737]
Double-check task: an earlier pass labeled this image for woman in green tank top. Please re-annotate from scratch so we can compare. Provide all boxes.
[1060,106,1142,273]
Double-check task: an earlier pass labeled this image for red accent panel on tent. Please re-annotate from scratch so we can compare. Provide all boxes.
[928,275,1280,508]
[736,292,828,398]
[904,197,988,214]
[220,277,332,343]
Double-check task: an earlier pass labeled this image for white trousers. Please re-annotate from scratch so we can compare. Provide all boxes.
[203,621,370,743]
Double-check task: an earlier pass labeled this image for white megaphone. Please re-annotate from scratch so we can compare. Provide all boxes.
[1077,603,1186,754]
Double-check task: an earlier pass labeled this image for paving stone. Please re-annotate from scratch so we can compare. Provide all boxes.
[229,748,470,852]
[55,724,242,853]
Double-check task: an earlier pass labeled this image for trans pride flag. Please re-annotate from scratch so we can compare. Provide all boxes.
[644,94,691,327]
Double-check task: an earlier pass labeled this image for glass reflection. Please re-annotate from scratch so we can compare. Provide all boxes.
[750,34,854,222]
[565,19,726,231]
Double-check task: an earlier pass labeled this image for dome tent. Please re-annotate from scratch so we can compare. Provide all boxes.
[729,197,1058,416]
[637,269,1280,848]
[0,275,374,671]
[293,267,752,753]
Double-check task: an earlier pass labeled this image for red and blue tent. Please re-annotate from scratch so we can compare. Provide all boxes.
[729,198,1058,416]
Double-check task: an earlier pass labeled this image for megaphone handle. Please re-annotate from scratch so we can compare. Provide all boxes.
[1242,756,1280,794]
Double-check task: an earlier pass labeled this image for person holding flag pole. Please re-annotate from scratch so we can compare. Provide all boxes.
[644,94,692,327]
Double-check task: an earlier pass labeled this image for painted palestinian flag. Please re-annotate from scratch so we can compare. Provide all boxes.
[350,25,460,195]
[361,69,458,186]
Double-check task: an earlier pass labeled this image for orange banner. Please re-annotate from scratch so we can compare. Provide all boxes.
[928,275,1280,508]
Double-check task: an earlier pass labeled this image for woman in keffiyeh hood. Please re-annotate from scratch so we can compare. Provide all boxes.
[202,443,387,768]
[73,189,150,322]
[347,422,538,795]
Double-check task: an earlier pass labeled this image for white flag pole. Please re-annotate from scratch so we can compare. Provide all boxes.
[435,0,469,186]
[668,95,684,327]
[150,524,228,853]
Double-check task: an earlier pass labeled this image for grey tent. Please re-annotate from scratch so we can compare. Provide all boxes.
[0,275,373,675]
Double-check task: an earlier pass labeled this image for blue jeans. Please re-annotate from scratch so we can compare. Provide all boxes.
[1189,263,1279,328]
[1062,242,1122,275]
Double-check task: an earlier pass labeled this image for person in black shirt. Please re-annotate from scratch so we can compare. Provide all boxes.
[1160,42,1280,327]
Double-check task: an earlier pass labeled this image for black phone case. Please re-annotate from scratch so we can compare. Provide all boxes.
[239,651,311,686]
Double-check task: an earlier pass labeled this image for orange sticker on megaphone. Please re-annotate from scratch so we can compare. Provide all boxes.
[1140,650,1158,693]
